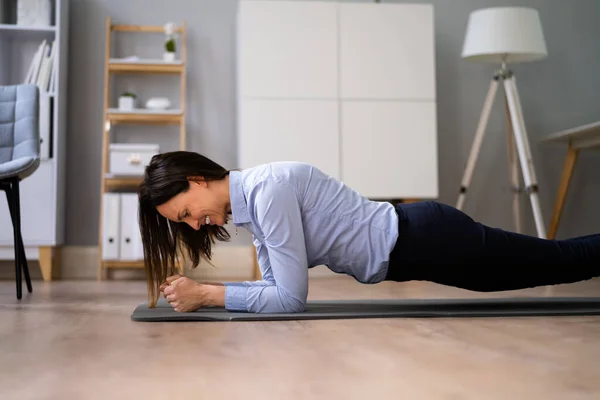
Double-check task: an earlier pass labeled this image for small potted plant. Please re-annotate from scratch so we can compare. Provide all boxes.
[118,91,137,111]
[163,22,177,62]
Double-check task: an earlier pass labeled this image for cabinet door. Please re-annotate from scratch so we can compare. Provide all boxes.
[238,99,340,179]
[341,101,438,199]
[0,161,55,245]
[237,0,338,99]
[339,3,435,100]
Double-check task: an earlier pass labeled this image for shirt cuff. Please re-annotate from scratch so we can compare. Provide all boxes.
[225,285,249,312]
[222,282,247,287]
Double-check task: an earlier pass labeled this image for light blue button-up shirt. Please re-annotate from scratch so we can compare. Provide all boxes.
[224,162,399,313]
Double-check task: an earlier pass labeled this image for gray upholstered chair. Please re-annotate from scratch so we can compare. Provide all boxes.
[0,84,40,299]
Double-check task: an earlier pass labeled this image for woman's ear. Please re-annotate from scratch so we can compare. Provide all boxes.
[187,176,206,187]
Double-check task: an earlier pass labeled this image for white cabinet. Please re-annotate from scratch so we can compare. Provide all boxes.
[341,101,438,198]
[339,3,436,100]
[237,1,438,199]
[0,161,55,244]
[237,0,338,99]
[101,193,143,261]
[238,99,340,179]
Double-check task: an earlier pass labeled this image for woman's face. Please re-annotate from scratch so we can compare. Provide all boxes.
[156,178,230,230]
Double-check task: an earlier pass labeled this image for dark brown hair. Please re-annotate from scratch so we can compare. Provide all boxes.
[138,151,231,307]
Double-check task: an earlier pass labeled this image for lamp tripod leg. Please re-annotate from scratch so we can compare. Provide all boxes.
[456,76,500,210]
[503,74,547,238]
[504,93,522,233]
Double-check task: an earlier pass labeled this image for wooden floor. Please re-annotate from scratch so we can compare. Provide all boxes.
[1,276,600,399]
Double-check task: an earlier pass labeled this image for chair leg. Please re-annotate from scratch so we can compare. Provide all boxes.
[20,237,33,293]
[4,183,21,299]
[13,180,32,294]
[5,179,32,299]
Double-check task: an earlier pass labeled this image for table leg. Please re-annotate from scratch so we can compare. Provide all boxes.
[402,199,420,204]
[548,146,579,239]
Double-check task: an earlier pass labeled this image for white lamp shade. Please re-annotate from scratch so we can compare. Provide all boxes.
[462,7,547,63]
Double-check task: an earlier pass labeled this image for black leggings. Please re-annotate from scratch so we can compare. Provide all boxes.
[386,201,600,291]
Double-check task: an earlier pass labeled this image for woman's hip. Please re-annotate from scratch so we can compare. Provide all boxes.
[392,201,484,251]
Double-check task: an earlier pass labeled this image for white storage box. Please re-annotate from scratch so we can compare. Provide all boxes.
[109,143,159,176]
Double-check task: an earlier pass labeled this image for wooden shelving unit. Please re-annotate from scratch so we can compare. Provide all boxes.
[98,17,187,279]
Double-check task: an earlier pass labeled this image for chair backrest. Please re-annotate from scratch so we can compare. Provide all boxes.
[0,84,40,175]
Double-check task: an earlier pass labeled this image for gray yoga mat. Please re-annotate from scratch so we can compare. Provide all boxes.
[131,297,600,322]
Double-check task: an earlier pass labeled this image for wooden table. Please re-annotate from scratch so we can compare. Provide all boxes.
[543,120,600,239]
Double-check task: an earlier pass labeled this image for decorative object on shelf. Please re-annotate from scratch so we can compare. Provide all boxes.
[456,6,548,238]
[163,22,177,62]
[145,97,171,111]
[17,0,52,26]
[118,91,136,111]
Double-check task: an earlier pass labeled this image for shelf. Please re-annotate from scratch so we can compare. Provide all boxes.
[109,58,183,65]
[108,108,182,114]
[104,176,143,190]
[0,23,56,39]
[108,59,184,74]
[103,260,185,271]
[106,109,183,125]
[0,24,56,32]
[111,24,185,34]
[103,260,144,269]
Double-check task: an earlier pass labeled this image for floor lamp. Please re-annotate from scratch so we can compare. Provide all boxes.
[457,7,548,238]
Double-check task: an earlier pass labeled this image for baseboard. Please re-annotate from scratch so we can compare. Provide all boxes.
[0,245,340,281]
[60,246,101,280]
[0,245,256,281]
[60,245,258,281]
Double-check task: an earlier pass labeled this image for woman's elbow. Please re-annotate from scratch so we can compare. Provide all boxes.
[277,289,307,313]
[283,297,306,313]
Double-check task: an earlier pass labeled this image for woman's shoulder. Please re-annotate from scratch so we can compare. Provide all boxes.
[244,161,325,183]
[239,161,333,201]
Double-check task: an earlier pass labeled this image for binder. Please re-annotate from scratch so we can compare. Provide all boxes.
[119,193,143,260]
[101,193,121,260]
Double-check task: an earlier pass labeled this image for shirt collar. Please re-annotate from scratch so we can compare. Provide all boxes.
[229,170,251,225]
